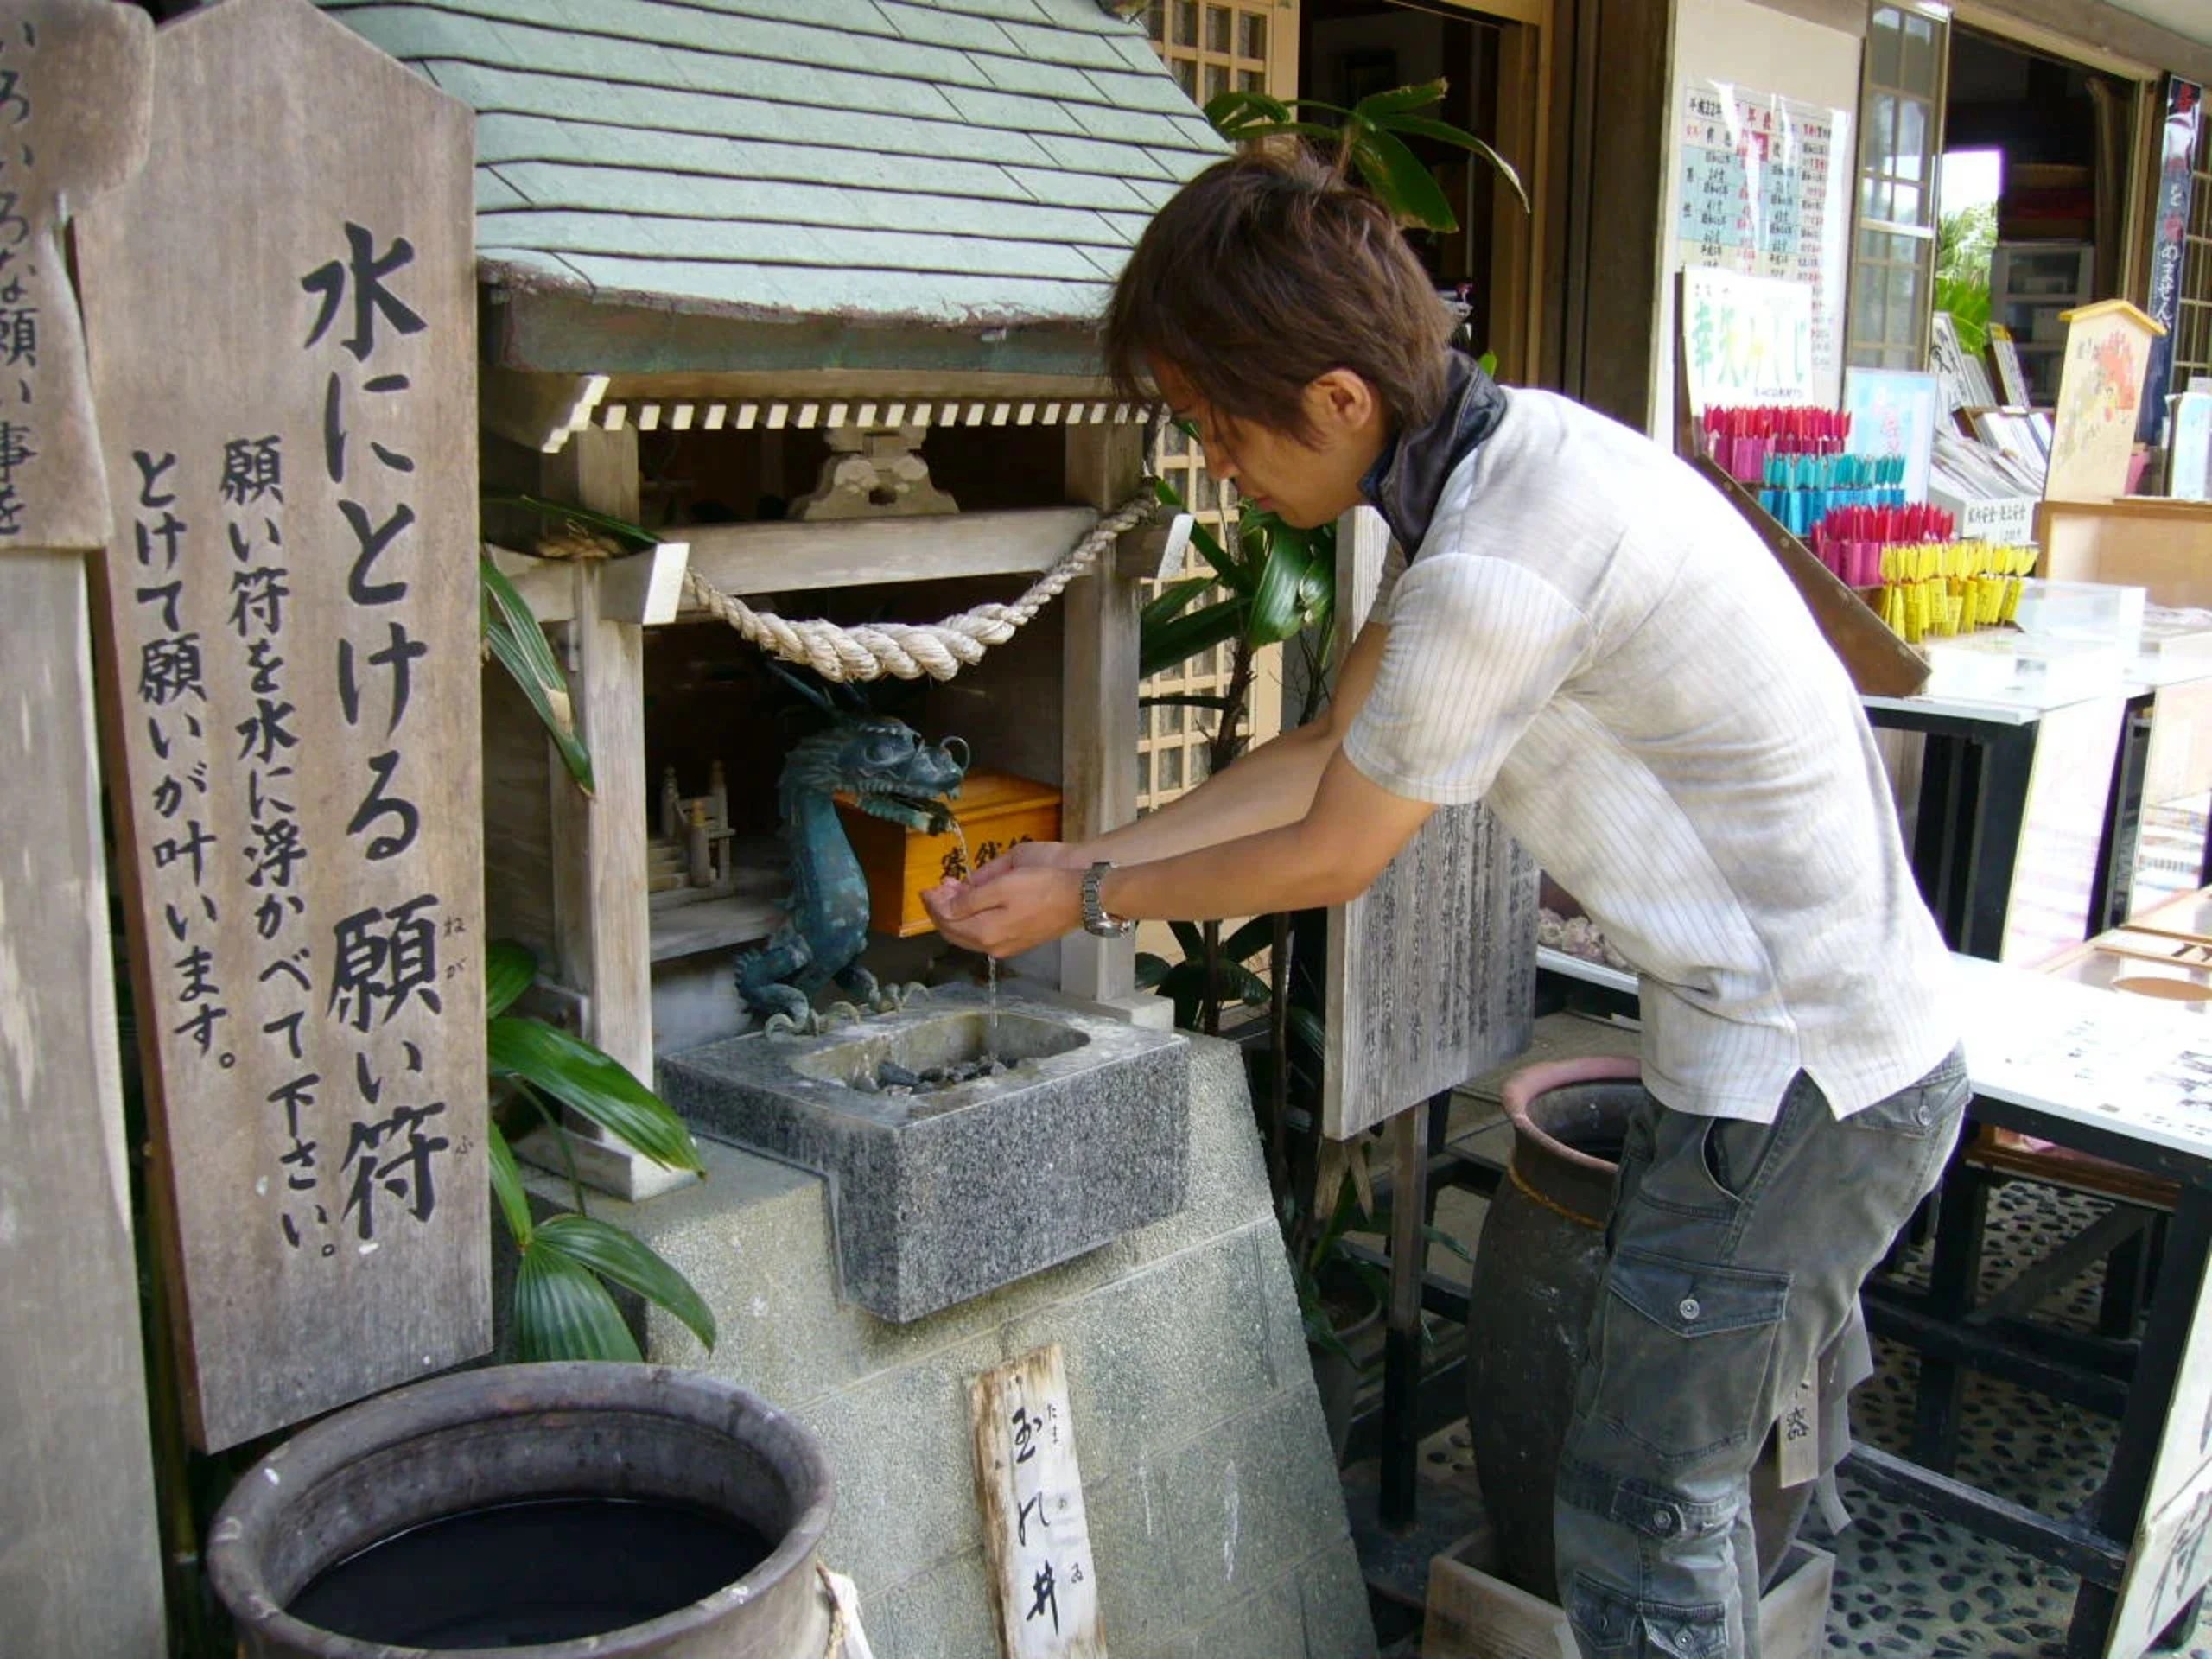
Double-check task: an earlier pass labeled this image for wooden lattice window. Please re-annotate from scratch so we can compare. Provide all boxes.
[1136,3,1294,813]
[1846,4,1950,371]
[2175,105,2212,395]
[1141,423,1286,811]
[1145,0,1290,110]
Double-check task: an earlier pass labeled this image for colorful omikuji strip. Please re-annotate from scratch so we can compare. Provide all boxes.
[1701,405,1902,537]
[1874,542,2037,644]
[1702,404,1853,479]
[1810,504,1955,587]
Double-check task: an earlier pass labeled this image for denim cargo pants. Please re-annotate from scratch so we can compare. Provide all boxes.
[1555,1047,1969,1659]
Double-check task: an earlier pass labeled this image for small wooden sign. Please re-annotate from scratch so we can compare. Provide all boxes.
[2047,299,2163,504]
[74,0,485,1450]
[970,1344,1106,1658]
[1321,506,1536,1139]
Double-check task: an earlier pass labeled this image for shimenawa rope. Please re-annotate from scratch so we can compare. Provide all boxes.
[680,490,1158,683]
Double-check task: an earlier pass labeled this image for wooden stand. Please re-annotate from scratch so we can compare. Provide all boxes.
[1423,1531,1834,1659]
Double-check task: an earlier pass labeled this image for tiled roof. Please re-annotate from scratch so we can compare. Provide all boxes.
[319,0,1224,330]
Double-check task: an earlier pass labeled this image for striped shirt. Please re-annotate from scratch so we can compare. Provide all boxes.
[1343,387,1956,1122]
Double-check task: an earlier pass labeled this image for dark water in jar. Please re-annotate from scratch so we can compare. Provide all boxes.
[287,1496,772,1649]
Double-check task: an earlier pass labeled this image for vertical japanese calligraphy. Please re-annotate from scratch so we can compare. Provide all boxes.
[75,0,484,1452]
[1676,80,1849,385]
[971,1345,1105,1658]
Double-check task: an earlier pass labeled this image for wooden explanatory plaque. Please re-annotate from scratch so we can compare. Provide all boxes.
[971,1344,1105,1658]
[74,0,486,1451]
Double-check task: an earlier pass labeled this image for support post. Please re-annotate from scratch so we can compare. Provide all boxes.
[1058,423,1147,1011]
[529,427,688,1198]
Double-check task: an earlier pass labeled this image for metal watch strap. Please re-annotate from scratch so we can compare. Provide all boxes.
[1082,860,1133,938]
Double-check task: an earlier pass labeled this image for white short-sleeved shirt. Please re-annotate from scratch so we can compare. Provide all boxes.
[1344,388,1955,1122]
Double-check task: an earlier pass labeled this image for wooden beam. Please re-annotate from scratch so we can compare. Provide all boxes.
[596,369,1122,408]
[480,366,608,454]
[1954,0,2209,83]
[1058,425,1147,1006]
[495,540,692,626]
[681,506,1098,600]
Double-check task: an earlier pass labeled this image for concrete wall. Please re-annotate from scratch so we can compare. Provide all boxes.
[597,1034,1374,1659]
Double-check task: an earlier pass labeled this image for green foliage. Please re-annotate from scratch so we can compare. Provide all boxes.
[1937,202,1998,287]
[484,944,717,1364]
[1205,79,1528,231]
[1139,478,1336,681]
[480,555,594,797]
[1936,204,1997,359]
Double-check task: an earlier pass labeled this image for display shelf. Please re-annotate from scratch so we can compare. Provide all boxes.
[1990,241,2094,406]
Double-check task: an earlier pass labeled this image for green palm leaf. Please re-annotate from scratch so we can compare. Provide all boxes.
[513,1244,642,1363]
[534,1214,716,1352]
[1353,126,1458,232]
[486,940,537,1020]
[481,556,595,797]
[1141,575,1216,631]
[487,1017,703,1174]
[1222,914,1277,962]
[1141,595,1250,680]
[1248,537,1319,645]
[1351,79,1446,118]
[486,1120,534,1247]
[1366,115,1529,213]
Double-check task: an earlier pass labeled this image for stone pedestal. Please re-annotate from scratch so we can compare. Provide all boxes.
[658,988,1189,1322]
[544,1034,1374,1659]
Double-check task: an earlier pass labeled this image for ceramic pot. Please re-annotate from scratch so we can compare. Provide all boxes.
[1465,1058,1809,1597]
[207,1363,835,1657]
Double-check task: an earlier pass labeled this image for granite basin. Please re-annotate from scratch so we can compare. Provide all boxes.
[657,987,1191,1323]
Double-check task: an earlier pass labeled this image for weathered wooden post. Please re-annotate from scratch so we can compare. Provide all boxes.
[75,0,486,1452]
[1323,504,1537,1529]
[0,3,164,1648]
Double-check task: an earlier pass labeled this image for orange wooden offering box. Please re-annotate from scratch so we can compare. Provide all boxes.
[835,769,1063,938]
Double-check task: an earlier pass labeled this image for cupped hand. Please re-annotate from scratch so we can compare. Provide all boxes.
[921,861,1085,958]
[965,839,1086,891]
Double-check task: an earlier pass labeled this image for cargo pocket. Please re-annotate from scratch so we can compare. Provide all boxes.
[1591,1247,1791,1465]
[1567,1574,1729,1659]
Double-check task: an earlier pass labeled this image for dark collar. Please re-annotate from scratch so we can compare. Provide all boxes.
[1358,350,1509,553]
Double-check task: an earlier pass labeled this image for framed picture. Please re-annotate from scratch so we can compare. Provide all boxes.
[1843,366,1942,503]
[1338,48,1399,106]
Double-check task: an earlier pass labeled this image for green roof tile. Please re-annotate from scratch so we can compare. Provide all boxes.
[321,0,1223,332]
[871,1,1022,53]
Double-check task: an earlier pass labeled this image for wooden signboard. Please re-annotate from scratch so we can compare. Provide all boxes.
[1321,506,1536,1139]
[970,1344,1105,1658]
[0,3,165,1648]
[2046,299,2163,505]
[74,0,485,1450]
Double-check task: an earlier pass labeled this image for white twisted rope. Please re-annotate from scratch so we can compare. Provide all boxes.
[682,491,1158,683]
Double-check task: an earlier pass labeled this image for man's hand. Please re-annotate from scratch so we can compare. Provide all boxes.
[922,861,1084,958]
[965,839,1085,890]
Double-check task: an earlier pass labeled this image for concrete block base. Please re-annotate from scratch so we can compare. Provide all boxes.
[565,1033,1374,1659]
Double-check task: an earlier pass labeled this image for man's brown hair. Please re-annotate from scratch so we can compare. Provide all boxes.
[1103,144,1456,441]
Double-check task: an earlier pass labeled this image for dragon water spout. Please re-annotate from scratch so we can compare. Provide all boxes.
[736,716,969,1034]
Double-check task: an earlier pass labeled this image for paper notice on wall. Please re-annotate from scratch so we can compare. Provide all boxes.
[1677,79,1851,383]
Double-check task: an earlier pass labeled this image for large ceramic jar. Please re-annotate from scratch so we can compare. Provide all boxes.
[208,1363,836,1657]
[1465,1058,1808,1597]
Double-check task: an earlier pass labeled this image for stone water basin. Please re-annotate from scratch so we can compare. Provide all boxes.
[658,987,1189,1322]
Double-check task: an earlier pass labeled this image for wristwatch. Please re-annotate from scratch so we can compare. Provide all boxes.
[1080,861,1133,938]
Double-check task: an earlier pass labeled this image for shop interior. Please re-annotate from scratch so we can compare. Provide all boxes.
[1942,25,2142,404]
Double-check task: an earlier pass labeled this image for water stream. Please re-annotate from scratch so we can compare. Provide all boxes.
[951,822,1000,1063]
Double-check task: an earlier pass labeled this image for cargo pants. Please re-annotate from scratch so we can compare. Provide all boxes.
[1555,1047,1969,1659]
